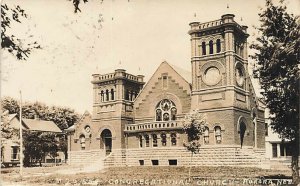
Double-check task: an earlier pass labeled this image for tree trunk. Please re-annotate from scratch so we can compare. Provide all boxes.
[292,134,300,184]
[188,152,193,183]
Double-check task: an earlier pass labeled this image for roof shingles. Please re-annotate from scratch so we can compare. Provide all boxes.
[22,119,62,133]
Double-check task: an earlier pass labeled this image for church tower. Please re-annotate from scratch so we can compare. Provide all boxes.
[188,14,263,147]
[189,14,249,110]
[91,69,145,151]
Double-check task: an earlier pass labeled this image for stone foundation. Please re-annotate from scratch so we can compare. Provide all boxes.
[68,149,105,165]
[67,146,295,170]
[103,146,268,168]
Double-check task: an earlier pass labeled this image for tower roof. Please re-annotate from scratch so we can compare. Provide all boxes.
[188,14,249,37]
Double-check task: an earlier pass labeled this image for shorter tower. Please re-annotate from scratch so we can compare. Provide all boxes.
[91,69,145,151]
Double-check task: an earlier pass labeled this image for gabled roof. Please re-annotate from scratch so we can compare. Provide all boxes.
[134,61,191,108]
[65,110,91,132]
[8,114,17,122]
[168,63,191,84]
[22,119,62,133]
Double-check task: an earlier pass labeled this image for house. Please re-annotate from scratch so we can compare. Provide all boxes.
[66,14,266,167]
[264,109,294,169]
[1,113,63,167]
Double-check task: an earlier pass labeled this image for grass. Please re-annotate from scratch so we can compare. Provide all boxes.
[1,166,292,186]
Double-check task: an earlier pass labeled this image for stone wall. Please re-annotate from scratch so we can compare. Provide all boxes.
[68,149,105,165]
[103,146,267,168]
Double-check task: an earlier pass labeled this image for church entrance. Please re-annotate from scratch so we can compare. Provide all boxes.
[101,129,112,155]
[239,121,247,148]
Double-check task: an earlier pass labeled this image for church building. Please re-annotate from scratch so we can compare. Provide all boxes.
[66,14,266,167]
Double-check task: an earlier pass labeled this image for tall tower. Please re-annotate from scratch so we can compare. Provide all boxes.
[91,69,145,150]
[188,14,256,147]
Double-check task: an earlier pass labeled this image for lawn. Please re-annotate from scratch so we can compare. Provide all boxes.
[1,166,293,186]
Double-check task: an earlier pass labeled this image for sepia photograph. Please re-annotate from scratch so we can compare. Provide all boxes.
[1,0,300,185]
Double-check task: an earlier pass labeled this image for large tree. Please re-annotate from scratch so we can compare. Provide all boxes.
[250,0,300,183]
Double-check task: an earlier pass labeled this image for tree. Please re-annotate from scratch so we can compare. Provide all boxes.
[1,4,41,60]
[1,110,14,139]
[182,110,207,182]
[23,131,59,167]
[250,0,300,184]
[1,96,19,114]
[72,0,89,13]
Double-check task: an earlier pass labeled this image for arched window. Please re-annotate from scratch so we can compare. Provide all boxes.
[139,135,143,148]
[171,133,177,146]
[125,90,129,100]
[111,89,114,100]
[171,107,177,121]
[156,109,162,121]
[202,42,206,55]
[128,90,132,101]
[240,44,244,57]
[161,133,167,146]
[155,99,177,121]
[204,127,209,144]
[145,135,149,147]
[209,40,214,54]
[79,134,86,150]
[152,134,158,147]
[105,89,109,101]
[214,126,222,144]
[100,90,104,102]
[131,91,135,101]
[163,113,169,121]
[216,39,221,53]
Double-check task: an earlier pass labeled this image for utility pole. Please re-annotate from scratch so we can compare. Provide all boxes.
[19,90,23,177]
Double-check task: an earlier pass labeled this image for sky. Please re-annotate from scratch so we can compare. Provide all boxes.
[1,0,300,114]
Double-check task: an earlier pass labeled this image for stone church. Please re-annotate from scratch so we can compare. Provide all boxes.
[66,14,266,167]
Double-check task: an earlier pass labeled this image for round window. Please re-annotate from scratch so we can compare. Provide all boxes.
[84,126,91,133]
[204,67,221,85]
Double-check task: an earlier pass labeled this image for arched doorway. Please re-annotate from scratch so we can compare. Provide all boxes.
[239,121,247,148]
[101,129,112,155]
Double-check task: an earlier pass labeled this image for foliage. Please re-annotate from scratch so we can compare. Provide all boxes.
[250,0,300,183]
[1,4,41,60]
[251,0,299,140]
[182,110,207,154]
[72,0,89,13]
[23,131,59,167]
[1,110,15,139]
[1,96,19,114]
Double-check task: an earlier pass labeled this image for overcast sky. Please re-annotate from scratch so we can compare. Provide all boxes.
[1,0,299,114]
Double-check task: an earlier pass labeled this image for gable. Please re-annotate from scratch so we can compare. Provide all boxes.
[72,111,92,139]
[134,61,191,122]
[6,114,29,130]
